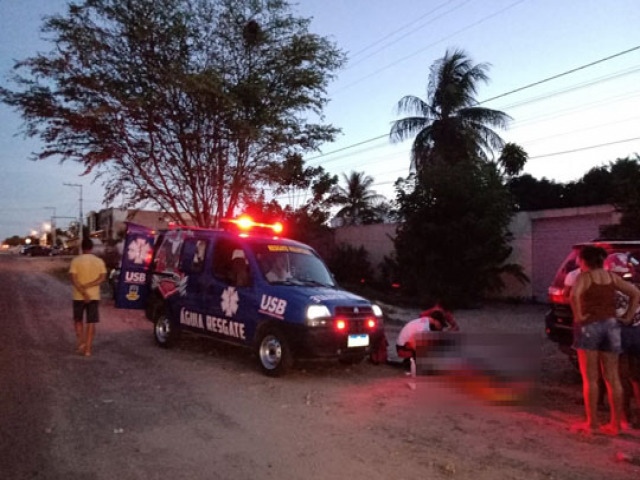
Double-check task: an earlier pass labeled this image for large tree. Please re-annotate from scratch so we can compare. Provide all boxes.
[1,0,345,226]
[389,50,526,306]
[389,48,510,173]
[393,162,524,306]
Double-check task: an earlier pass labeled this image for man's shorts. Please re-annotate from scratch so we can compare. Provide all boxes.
[73,301,100,324]
[573,318,621,353]
[621,324,640,356]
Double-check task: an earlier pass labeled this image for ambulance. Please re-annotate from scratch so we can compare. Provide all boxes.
[115,217,385,376]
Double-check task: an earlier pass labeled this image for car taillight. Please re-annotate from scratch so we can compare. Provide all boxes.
[548,286,568,305]
[366,318,376,329]
[335,319,347,331]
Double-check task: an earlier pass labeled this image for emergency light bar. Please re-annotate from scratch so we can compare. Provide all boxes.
[222,215,284,235]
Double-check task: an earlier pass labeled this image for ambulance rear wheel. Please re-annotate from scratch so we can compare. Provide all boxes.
[154,309,179,348]
[257,328,293,377]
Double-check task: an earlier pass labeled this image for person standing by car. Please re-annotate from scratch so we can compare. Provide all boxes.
[70,237,107,357]
[570,246,640,435]
[604,252,640,427]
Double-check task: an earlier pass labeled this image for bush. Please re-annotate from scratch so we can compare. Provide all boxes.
[327,244,373,286]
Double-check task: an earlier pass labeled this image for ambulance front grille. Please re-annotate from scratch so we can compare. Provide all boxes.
[334,306,374,334]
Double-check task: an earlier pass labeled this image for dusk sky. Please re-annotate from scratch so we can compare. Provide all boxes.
[1,0,639,241]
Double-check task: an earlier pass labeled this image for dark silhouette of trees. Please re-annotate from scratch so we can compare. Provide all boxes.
[330,171,387,225]
[389,49,526,306]
[390,48,510,174]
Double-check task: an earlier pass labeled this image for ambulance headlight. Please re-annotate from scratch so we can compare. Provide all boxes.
[372,304,383,317]
[306,305,331,327]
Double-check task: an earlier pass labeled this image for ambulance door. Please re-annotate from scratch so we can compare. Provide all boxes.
[174,237,210,333]
[205,237,257,345]
[115,223,155,309]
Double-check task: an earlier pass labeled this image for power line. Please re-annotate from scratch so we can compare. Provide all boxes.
[334,0,528,94]
[347,0,454,59]
[480,45,640,105]
[495,65,640,111]
[529,137,640,160]
[305,45,640,165]
[346,0,475,70]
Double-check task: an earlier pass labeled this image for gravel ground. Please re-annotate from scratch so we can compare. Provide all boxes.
[1,254,640,479]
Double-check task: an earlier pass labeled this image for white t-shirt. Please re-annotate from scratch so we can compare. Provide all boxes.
[564,268,580,288]
[396,317,431,347]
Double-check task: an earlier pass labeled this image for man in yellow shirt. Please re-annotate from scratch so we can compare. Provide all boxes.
[70,237,107,356]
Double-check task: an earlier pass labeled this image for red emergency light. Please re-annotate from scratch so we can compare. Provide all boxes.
[224,215,284,235]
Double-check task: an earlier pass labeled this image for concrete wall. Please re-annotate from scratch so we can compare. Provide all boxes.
[333,223,398,272]
[333,204,620,302]
[528,205,618,301]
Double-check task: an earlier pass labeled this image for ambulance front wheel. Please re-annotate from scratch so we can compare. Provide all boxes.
[257,328,293,377]
[154,309,180,348]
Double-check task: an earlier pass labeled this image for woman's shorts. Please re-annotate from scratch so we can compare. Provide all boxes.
[573,318,621,354]
[621,324,640,355]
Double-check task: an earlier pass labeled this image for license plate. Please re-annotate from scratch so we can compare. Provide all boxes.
[347,334,369,348]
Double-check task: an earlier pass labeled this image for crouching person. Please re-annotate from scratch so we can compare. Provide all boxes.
[395,310,448,367]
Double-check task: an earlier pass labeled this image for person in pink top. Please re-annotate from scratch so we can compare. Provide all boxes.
[571,246,640,435]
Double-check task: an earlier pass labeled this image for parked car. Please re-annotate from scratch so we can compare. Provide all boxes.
[545,240,640,363]
[21,245,52,257]
[114,218,385,376]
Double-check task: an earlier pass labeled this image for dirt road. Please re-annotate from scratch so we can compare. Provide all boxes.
[1,255,639,479]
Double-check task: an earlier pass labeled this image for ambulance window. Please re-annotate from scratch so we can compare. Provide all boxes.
[179,239,208,274]
[153,234,181,273]
[212,239,251,287]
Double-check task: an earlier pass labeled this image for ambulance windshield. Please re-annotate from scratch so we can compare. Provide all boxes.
[252,244,335,287]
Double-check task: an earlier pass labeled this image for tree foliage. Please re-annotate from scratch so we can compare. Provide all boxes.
[599,155,640,239]
[327,244,373,285]
[390,48,511,174]
[330,171,387,225]
[262,153,337,209]
[389,50,526,306]
[394,163,525,307]
[508,156,640,214]
[1,0,345,226]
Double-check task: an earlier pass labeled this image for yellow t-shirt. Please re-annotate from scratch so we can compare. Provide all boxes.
[69,253,107,301]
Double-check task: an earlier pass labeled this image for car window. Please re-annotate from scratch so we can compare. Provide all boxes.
[179,238,208,274]
[212,238,251,287]
[551,248,580,289]
[251,243,335,287]
[153,234,182,273]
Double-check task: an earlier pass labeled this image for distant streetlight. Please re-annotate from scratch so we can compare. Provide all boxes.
[44,206,56,247]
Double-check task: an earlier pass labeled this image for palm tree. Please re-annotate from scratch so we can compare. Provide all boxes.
[390,49,510,173]
[331,171,385,226]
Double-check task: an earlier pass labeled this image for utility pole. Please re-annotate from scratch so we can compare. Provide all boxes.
[64,183,83,254]
[43,207,56,247]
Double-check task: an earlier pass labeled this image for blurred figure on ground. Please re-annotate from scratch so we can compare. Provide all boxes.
[571,246,640,435]
[69,237,107,357]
